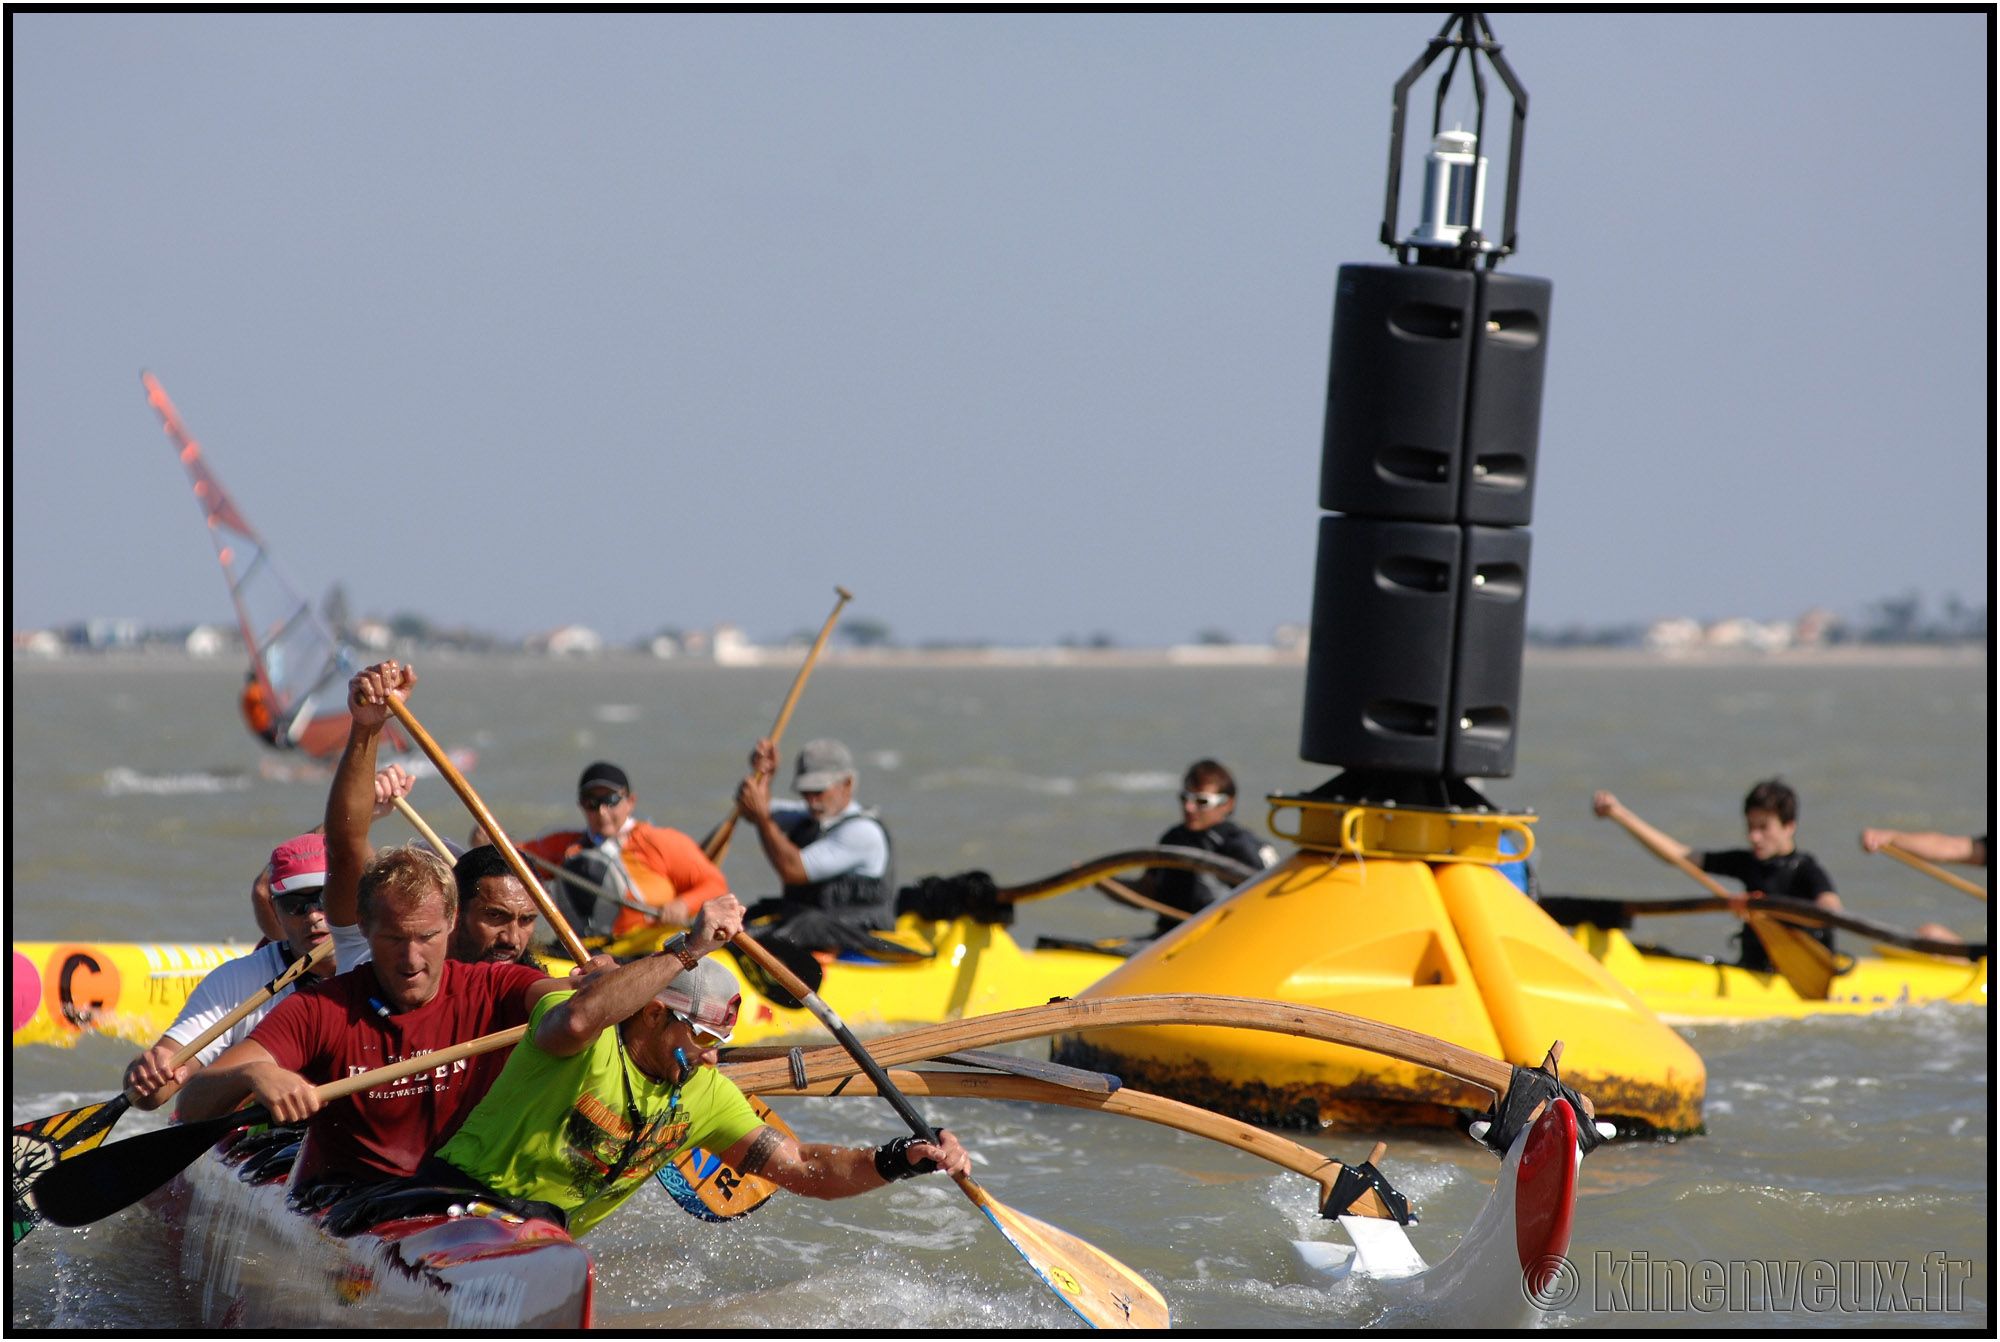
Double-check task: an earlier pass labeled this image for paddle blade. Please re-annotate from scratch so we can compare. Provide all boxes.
[1747,912,1838,999]
[655,1097,792,1222]
[31,1108,260,1229]
[960,1179,1169,1329]
[11,1095,133,1246]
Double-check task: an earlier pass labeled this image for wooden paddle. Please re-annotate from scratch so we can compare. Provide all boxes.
[703,586,853,863]
[1600,806,1838,999]
[383,697,592,965]
[30,1024,526,1230]
[994,846,1258,905]
[1097,877,1189,923]
[9,938,335,1247]
[519,848,665,922]
[1880,842,1988,901]
[391,794,455,858]
[729,931,1171,1329]
[1538,892,1984,959]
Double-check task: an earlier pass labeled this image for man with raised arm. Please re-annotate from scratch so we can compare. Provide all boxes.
[733,737,896,952]
[424,893,970,1237]
[176,662,597,1198]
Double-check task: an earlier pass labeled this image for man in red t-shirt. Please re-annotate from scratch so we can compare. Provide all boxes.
[178,661,599,1192]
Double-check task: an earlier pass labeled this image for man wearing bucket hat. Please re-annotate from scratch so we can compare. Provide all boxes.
[734,736,896,952]
[122,831,340,1111]
[422,891,969,1236]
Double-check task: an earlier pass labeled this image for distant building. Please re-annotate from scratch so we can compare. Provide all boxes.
[650,634,680,659]
[1272,622,1309,651]
[1794,608,1838,646]
[14,630,62,658]
[712,624,759,667]
[354,620,393,652]
[543,624,604,657]
[184,625,229,657]
[85,618,142,648]
[1644,617,1704,654]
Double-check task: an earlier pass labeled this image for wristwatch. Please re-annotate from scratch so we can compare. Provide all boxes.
[658,933,700,973]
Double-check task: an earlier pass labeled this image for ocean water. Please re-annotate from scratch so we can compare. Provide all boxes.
[8,654,1989,1328]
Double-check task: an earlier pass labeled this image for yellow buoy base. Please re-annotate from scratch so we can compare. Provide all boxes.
[1055,853,1707,1134]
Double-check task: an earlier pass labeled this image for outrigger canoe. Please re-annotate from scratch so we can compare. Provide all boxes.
[9,921,1115,1054]
[1537,893,1989,1023]
[124,995,1590,1329]
[9,849,1238,1052]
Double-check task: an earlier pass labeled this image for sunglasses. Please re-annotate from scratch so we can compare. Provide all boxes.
[273,892,325,917]
[670,1004,739,1048]
[580,791,627,811]
[1180,791,1231,809]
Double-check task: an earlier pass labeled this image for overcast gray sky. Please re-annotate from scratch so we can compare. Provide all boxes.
[12,13,1988,646]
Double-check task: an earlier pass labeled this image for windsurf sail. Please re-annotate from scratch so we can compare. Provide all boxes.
[143,372,358,757]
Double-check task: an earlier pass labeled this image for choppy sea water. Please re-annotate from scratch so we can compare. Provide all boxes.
[9,655,1989,1329]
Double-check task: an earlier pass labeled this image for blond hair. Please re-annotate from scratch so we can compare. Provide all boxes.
[358,844,457,930]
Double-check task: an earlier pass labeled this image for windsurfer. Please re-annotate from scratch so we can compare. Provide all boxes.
[240,670,280,746]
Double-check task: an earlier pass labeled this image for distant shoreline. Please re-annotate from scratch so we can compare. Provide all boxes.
[10,643,1986,671]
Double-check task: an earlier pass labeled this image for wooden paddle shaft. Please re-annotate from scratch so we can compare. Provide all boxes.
[996,846,1258,904]
[317,1024,526,1104]
[125,938,334,1102]
[521,848,663,920]
[704,586,853,861]
[392,795,454,858]
[1098,877,1188,922]
[1882,843,1988,900]
[730,931,940,1144]
[385,697,592,965]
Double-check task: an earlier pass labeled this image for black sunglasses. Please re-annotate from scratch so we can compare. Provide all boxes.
[273,892,324,917]
[581,791,628,810]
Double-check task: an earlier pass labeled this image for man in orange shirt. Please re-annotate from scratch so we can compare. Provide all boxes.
[515,762,727,940]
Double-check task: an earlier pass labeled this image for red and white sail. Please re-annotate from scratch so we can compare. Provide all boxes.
[143,372,354,757]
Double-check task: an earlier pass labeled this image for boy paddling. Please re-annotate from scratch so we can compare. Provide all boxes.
[1593,779,1844,971]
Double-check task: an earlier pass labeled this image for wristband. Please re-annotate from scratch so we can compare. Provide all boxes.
[873,1135,938,1182]
[657,933,700,973]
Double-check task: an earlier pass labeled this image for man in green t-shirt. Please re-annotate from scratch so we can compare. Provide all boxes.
[427,892,969,1236]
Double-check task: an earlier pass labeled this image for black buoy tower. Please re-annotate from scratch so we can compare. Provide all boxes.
[1296,10,1549,819]
[1060,13,1706,1138]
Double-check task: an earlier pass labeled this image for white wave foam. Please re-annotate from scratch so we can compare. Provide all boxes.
[594,704,641,723]
[101,767,251,797]
[1087,770,1182,793]
[914,767,1078,796]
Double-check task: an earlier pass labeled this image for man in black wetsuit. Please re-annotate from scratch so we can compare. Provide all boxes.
[1134,759,1276,937]
[1593,779,1843,972]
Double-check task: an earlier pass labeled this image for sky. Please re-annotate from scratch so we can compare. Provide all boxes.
[11,13,1990,647]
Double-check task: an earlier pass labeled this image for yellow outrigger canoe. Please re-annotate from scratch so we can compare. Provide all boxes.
[1561,924,1988,1023]
[9,922,1116,1053]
